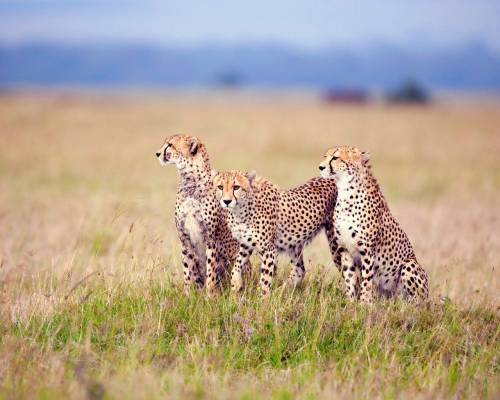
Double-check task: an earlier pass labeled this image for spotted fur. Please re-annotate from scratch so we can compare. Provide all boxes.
[156,135,239,295]
[319,146,429,303]
[213,170,338,295]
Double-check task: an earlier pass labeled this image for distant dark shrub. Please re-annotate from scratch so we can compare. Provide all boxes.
[388,80,430,104]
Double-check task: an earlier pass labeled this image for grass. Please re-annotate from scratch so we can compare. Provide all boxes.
[0,93,499,399]
[2,278,499,399]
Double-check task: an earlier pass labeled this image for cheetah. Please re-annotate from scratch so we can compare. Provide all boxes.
[212,170,338,295]
[318,146,429,303]
[156,135,239,295]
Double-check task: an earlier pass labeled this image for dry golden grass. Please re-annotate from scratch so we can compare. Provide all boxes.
[0,93,499,399]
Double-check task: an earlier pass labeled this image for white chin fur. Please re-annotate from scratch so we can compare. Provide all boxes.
[158,158,175,166]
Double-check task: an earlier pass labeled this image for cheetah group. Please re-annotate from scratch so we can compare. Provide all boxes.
[156,135,429,303]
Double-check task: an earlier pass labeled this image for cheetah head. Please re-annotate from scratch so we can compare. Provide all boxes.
[156,135,207,171]
[319,146,370,180]
[212,170,256,210]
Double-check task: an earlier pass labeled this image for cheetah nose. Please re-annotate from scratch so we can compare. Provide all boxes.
[155,152,161,158]
[319,165,326,171]
[223,199,232,206]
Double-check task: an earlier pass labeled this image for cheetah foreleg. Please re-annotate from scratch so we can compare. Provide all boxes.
[231,246,253,293]
[259,248,277,296]
[340,249,359,301]
[358,249,375,304]
[180,241,204,293]
[205,241,219,297]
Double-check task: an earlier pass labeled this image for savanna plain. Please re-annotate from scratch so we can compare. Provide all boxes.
[0,93,499,399]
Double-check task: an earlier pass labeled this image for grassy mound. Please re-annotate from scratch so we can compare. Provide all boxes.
[2,275,498,399]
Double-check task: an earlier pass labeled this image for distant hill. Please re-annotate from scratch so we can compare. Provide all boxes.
[1,42,499,90]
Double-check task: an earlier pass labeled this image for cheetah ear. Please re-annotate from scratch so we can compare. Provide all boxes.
[247,170,257,185]
[189,137,199,156]
[361,151,370,165]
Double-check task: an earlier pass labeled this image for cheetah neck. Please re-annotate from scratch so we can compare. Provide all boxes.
[336,167,381,204]
[177,162,212,198]
[357,167,380,193]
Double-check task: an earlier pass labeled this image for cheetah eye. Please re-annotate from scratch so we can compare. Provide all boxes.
[217,185,223,190]
[332,156,339,160]
[233,185,241,191]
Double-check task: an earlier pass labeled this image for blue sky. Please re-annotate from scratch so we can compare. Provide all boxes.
[1,0,499,51]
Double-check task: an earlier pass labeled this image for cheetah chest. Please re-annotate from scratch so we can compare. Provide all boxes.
[335,201,362,253]
[230,219,257,245]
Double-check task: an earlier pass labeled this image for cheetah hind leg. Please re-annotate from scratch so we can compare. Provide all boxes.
[398,259,429,303]
[324,220,341,272]
[286,246,306,288]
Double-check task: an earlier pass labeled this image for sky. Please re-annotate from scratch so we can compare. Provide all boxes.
[0,0,499,51]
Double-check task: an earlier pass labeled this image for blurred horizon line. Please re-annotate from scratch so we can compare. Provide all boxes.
[1,39,500,92]
[1,37,499,55]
